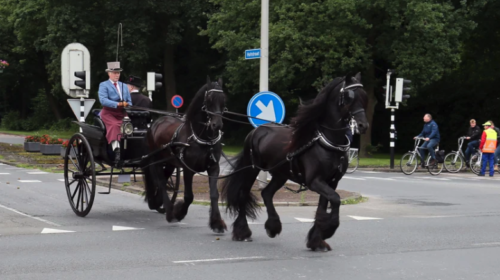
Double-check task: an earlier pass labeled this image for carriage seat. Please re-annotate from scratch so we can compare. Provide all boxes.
[126,110,151,135]
[92,109,106,134]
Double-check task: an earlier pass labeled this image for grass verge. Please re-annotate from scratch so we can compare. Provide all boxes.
[0,129,76,139]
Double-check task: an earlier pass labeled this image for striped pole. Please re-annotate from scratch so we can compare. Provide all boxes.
[80,97,85,133]
[390,109,395,169]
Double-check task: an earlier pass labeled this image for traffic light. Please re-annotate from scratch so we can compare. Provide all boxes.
[147,72,163,91]
[74,71,86,89]
[395,78,411,102]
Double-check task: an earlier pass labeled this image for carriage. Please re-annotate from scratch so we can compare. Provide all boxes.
[63,108,182,217]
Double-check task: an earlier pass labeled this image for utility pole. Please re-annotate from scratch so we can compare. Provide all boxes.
[257,0,269,188]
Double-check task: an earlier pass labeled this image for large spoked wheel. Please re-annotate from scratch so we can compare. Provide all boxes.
[400,152,419,175]
[427,156,444,176]
[64,133,96,217]
[444,152,463,173]
[470,153,481,175]
[346,149,359,174]
[156,167,182,214]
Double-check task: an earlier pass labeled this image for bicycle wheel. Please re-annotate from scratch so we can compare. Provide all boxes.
[469,153,481,175]
[346,151,359,174]
[444,152,463,173]
[427,156,444,175]
[400,152,419,175]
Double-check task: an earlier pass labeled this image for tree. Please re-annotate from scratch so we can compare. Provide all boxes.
[204,0,482,155]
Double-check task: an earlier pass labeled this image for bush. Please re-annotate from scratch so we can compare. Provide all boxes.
[49,118,77,131]
[1,111,22,130]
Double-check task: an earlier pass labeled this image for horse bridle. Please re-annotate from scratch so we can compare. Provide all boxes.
[201,88,226,126]
[190,87,226,145]
[340,82,365,117]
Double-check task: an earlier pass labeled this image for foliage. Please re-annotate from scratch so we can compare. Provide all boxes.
[24,135,41,143]
[1,111,22,130]
[0,60,8,68]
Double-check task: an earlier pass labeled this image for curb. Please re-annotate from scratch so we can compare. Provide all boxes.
[95,178,364,207]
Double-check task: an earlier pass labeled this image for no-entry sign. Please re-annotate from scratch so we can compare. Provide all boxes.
[171,95,184,109]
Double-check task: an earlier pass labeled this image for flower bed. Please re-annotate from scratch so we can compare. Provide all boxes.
[40,136,63,155]
[24,135,41,152]
[60,140,76,158]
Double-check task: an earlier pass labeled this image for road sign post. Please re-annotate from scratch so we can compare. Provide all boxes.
[171,95,184,114]
[245,49,261,59]
[247,91,285,127]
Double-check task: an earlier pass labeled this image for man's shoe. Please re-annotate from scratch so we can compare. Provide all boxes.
[429,159,437,166]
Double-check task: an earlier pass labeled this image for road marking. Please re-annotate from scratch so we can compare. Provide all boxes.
[0,173,10,175]
[112,225,144,231]
[0,203,60,226]
[248,222,263,225]
[41,228,75,234]
[472,242,500,246]
[27,172,49,174]
[18,180,42,183]
[359,171,381,174]
[58,179,65,182]
[417,177,450,181]
[343,176,366,180]
[173,256,265,264]
[363,177,395,181]
[348,215,383,221]
[295,217,315,223]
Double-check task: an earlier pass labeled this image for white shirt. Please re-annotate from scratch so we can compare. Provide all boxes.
[109,79,122,100]
[131,89,139,93]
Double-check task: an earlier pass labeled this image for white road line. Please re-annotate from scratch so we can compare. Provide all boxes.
[343,176,366,180]
[363,177,395,181]
[417,177,450,181]
[0,173,10,175]
[112,225,144,231]
[348,215,383,220]
[473,242,500,246]
[173,256,265,264]
[18,180,42,183]
[27,172,49,174]
[295,217,315,223]
[359,171,381,174]
[58,179,65,182]
[0,203,61,226]
[41,228,75,234]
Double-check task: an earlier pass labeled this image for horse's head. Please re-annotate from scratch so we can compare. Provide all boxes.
[337,73,369,134]
[202,76,226,133]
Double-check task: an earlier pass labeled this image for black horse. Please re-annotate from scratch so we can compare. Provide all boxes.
[222,73,368,250]
[142,77,227,233]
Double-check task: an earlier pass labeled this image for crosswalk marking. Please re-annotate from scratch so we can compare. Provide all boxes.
[348,215,383,221]
[27,171,49,175]
[343,176,366,180]
[41,228,75,234]
[295,217,315,223]
[0,173,10,175]
[112,225,144,231]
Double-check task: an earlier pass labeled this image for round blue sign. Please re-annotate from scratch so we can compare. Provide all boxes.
[171,95,184,109]
[247,91,285,128]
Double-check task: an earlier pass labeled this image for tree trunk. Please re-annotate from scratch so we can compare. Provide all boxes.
[37,51,61,120]
[163,45,176,111]
[360,63,377,157]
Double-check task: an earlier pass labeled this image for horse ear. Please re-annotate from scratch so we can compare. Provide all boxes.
[206,76,211,84]
[217,77,223,88]
[354,72,362,82]
[345,73,353,83]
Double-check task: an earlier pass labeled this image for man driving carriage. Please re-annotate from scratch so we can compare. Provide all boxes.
[98,61,132,162]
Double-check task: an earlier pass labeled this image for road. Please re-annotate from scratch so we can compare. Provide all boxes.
[1,162,500,279]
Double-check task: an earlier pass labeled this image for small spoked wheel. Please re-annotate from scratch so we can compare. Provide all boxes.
[346,150,359,174]
[64,133,96,217]
[444,152,463,173]
[427,156,444,176]
[400,152,418,175]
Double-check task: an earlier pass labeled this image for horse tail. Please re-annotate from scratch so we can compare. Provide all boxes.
[221,146,260,220]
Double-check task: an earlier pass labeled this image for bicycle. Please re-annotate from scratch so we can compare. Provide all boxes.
[346,148,359,174]
[444,136,467,173]
[400,137,444,175]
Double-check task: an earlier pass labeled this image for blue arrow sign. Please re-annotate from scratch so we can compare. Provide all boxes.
[247,91,285,128]
[245,49,261,60]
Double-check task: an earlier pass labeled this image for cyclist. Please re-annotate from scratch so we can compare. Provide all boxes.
[479,121,497,176]
[414,113,440,167]
[464,119,481,167]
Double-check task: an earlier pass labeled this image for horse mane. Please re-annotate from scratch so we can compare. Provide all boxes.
[184,85,208,123]
[286,77,344,152]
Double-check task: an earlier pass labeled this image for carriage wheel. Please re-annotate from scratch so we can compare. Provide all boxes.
[156,167,182,213]
[64,133,96,217]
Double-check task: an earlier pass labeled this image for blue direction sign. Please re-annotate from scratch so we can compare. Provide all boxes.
[245,49,261,60]
[247,91,285,128]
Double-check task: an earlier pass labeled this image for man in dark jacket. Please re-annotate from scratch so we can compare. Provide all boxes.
[414,113,440,167]
[126,75,152,108]
[465,119,481,165]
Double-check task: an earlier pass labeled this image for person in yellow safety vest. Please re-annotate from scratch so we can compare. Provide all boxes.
[479,121,497,176]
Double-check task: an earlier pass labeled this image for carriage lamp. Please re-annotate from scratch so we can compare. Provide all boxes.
[121,116,134,136]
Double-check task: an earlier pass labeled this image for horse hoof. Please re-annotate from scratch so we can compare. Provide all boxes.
[243,238,253,242]
[213,228,225,234]
[266,229,278,238]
